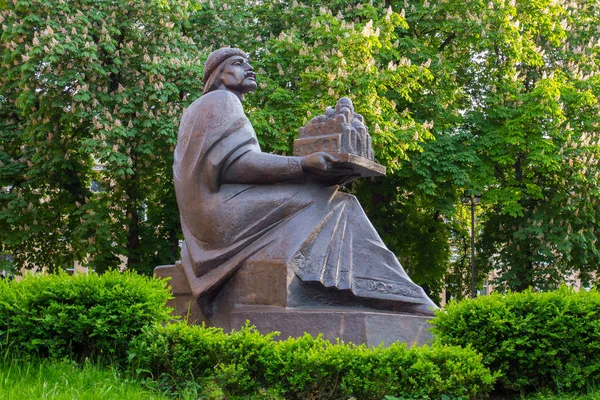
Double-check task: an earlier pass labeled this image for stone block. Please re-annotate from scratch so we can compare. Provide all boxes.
[155,258,434,347]
[154,263,205,324]
[227,305,433,347]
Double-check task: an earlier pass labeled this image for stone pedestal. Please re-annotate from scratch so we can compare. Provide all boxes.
[154,263,205,324]
[228,306,432,347]
[155,258,433,347]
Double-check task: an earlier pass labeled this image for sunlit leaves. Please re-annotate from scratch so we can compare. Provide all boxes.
[1,0,598,295]
[0,0,202,272]
[468,0,600,291]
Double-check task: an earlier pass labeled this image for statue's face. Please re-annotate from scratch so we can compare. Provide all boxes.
[219,55,257,94]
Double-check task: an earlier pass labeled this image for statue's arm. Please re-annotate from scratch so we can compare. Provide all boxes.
[223,151,344,185]
[223,151,306,184]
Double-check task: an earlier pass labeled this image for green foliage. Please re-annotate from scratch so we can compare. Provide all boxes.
[269,333,495,400]
[526,387,600,400]
[0,0,202,273]
[129,322,275,397]
[2,0,600,295]
[130,322,495,400]
[431,287,600,394]
[129,322,277,397]
[391,0,600,294]
[0,271,173,362]
[460,0,600,291]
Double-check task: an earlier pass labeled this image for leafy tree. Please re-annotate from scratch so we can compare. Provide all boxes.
[0,0,202,273]
[375,0,600,294]
[2,0,598,298]
[460,0,600,291]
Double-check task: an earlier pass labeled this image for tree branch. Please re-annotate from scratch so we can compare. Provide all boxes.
[438,32,456,52]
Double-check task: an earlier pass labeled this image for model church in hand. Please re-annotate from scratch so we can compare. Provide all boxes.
[293,97,385,177]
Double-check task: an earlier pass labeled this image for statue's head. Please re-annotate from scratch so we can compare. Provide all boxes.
[203,47,256,96]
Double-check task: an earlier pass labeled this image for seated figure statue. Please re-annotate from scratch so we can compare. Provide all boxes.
[172,47,437,319]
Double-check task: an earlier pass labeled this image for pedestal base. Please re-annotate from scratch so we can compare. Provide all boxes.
[154,260,433,347]
[154,262,205,324]
[228,305,432,347]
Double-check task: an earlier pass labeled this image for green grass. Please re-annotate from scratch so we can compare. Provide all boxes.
[0,358,596,400]
[525,389,600,400]
[385,389,600,400]
[484,387,600,400]
[0,358,169,400]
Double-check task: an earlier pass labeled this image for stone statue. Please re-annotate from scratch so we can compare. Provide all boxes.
[158,47,437,344]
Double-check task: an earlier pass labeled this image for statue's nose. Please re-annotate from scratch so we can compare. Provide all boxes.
[245,63,254,71]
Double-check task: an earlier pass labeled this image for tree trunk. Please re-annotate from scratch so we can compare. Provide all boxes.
[126,203,140,270]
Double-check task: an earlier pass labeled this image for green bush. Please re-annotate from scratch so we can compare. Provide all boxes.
[431,287,600,394]
[269,334,495,400]
[129,322,279,397]
[130,323,495,399]
[0,270,173,362]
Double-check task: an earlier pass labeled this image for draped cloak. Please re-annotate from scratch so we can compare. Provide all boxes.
[174,90,436,311]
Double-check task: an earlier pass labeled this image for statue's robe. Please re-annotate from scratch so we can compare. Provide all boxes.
[174,90,436,312]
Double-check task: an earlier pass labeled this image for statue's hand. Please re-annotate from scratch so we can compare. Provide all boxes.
[301,152,356,185]
[301,152,339,172]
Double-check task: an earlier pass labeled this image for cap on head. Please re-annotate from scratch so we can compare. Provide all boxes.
[203,47,248,93]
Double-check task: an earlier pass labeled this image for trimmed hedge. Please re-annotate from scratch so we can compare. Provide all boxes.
[0,271,496,398]
[130,322,495,400]
[129,322,278,397]
[0,270,173,362]
[431,287,600,393]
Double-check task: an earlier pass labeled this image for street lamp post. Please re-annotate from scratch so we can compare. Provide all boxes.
[461,191,481,298]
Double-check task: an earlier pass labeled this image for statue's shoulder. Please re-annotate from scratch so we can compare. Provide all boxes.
[187,90,243,115]
[203,89,241,103]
